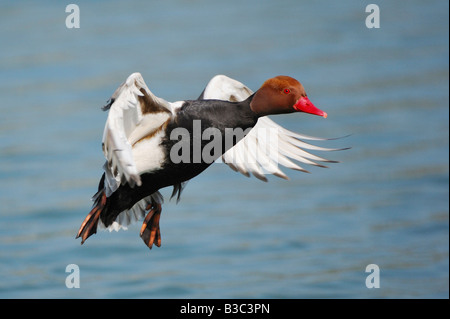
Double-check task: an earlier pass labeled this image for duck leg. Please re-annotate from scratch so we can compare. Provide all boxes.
[140,199,162,249]
[76,191,107,244]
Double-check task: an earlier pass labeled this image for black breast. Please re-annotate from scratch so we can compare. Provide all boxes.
[160,97,258,178]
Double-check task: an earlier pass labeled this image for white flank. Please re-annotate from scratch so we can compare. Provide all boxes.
[132,128,167,175]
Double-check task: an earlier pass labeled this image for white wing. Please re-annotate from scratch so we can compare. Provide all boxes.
[97,72,192,231]
[199,74,254,101]
[101,72,173,196]
[201,75,344,181]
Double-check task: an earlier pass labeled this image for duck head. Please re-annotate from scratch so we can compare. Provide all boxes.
[250,76,327,118]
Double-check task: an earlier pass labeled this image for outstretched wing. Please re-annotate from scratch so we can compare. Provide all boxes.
[101,72,173,196]
[200,75,345,181]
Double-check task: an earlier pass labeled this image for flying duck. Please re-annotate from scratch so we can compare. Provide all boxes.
[76,73,344,250]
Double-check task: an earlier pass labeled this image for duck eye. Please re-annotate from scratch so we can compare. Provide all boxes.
[283,89,291,94]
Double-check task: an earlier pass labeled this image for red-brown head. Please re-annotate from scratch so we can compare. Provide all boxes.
[250,76,327,118]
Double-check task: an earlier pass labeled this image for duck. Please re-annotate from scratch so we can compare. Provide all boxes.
[76,73,345,250]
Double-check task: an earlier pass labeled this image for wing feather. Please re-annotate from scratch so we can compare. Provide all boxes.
[101,72,173,196]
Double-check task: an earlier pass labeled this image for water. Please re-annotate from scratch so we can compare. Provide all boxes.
[0,0,448,299]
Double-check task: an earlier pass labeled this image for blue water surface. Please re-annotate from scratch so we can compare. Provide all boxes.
[0,0,448,298]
